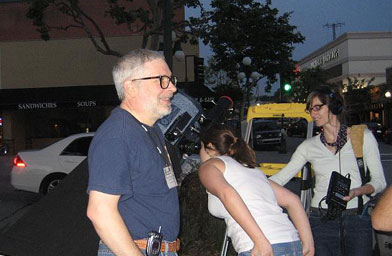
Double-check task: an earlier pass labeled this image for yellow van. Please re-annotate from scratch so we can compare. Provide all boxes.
[243,102,313,177]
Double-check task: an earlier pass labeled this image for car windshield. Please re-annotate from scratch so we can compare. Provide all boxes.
[254,120,278,131]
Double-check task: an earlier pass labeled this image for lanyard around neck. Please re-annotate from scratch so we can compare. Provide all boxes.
[126,110,172,167]
[140,124,172,166]
[123,109,172,167]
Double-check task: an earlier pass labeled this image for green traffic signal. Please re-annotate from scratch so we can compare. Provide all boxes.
[283,83,292,92]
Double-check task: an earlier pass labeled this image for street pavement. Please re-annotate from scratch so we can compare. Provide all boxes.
[0,155,42,232]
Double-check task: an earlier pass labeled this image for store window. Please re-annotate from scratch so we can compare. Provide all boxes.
[24,107,110,139]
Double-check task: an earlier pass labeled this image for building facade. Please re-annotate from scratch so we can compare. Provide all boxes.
[297,31,392,126]
[0,0,200,152]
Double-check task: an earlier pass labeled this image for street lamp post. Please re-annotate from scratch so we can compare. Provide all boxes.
[158,32,185,71]
[163,0,173,69]
[385,90,391,128]
[237,56,261,121]
[173,40,185,61]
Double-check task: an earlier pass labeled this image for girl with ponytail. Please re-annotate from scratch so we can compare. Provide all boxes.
[199,124,314,256]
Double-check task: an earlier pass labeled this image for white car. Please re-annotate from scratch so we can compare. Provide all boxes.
[11,132,94,194]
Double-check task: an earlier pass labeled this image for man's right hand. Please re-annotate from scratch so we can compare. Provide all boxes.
[87,190,143,255]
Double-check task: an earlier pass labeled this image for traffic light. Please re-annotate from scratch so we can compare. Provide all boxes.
[193,57,205,85]
[283,82,292,92]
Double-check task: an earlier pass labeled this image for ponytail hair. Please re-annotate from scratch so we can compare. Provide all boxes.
[200,124,257,168]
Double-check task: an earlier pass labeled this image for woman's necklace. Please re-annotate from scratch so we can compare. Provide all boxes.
[320,124,348,153]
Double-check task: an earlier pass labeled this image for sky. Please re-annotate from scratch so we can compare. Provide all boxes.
[186,0,392,62]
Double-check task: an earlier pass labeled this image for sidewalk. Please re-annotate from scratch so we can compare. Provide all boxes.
[0,154,41,233]
[0,202,33,233]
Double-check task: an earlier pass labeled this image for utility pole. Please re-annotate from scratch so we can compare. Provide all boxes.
[324,22,345,40]
[163,0,173,69]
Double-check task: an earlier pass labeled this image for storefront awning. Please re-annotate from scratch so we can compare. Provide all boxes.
[0,85,120,110]
[0,83,216,111]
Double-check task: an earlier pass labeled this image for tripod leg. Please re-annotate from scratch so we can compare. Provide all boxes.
[220,227,231,256]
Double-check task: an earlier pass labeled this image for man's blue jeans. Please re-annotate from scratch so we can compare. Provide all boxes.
[309,210,373,256]
[97,240,178,256]
[238,240,303,256]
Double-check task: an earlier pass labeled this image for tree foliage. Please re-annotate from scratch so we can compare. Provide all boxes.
[344,76,375,91]
[189,0,304,92]
[188,0,304,119]
[290,66,329,102]
[26,0,202,57]
[343,76,375,125]
[204,57,243,100]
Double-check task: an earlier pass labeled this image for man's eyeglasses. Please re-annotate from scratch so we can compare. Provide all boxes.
[306,104,325,114]
[131,75,177,89]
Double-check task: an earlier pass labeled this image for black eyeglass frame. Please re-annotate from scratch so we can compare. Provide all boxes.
[305,103,326,114]
[131,75,177,89]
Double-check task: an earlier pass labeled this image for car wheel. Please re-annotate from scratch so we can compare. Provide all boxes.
[39,173,67,194]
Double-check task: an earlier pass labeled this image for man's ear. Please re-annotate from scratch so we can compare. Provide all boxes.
[123,79,137,98]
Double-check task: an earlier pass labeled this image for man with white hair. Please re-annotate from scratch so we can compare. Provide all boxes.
[87,49,180,256]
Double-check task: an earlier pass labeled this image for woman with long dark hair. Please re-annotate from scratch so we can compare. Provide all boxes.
[199,124,314,256]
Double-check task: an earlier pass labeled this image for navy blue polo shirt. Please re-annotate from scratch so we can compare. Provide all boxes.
[88,107,180,241]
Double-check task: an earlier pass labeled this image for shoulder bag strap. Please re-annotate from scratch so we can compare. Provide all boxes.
[351,124,369,214]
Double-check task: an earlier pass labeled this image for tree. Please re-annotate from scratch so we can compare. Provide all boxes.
[343,76,375,125]
[189,0,304,120]
[204,57,232,90]
[26,0,202,57]
[290,66,329,102]
[204,57,243,117]
[204,57,243,99]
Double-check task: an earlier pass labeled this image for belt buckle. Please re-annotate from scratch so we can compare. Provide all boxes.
[162,239,180,252]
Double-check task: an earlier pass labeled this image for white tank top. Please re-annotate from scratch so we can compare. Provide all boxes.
[208,156,299,253]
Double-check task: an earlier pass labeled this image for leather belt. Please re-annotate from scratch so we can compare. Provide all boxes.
[134,238,180,252]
